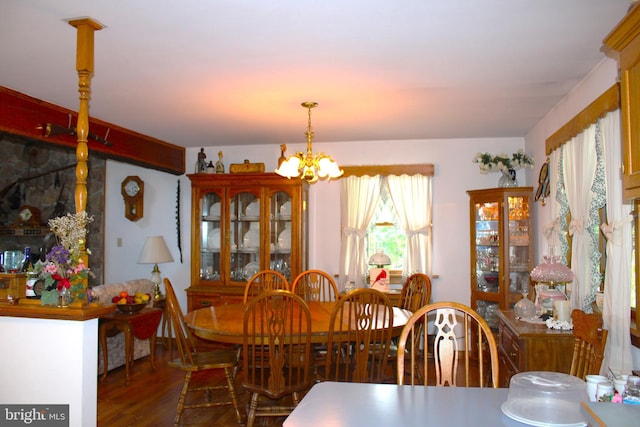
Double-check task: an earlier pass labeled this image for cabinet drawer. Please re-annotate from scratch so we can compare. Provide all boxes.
[499,320,520,367]
[187,291,244,311]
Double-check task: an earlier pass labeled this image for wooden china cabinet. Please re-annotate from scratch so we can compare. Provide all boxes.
[468,187,534,330]
[186,173,309,311]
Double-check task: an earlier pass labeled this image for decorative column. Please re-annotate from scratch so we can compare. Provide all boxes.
[68,18,102,215]
[68,18,102,280]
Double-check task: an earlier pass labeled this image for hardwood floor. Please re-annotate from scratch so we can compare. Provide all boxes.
[97,343,288,427]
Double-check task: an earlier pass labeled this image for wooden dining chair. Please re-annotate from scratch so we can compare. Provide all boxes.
[241,290,315,427]
[291,269,339,302]
[399,273,432,312]
[163,278,243,426]
[323,288,395,383]
[386,273,432,381]
[243,269,290,303]
[396,301,499,388]
[569,309,608,380]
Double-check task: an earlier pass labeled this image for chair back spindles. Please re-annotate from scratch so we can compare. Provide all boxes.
[241,290,314,426]
[325,288,394,383]
[291,270,339,302]
[243,270,289,303]
[397,301,499,388]
[164,278,196,365]
[399,273,431,312]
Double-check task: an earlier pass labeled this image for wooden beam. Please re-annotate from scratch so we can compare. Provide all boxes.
[0,86,185,175]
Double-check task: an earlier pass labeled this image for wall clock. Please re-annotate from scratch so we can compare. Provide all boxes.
[121,176,144,221]
[15,205,43,227]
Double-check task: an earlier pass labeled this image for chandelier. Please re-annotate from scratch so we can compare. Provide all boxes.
[275,101,343,183]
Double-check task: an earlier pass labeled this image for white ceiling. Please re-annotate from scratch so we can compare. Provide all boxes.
[0,1,632,148]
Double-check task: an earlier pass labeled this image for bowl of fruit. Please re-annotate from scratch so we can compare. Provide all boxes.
[112,291,151,314]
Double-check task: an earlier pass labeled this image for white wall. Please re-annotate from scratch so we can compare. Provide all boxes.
[105,139,526,309]
[524,56,640,369]
[104,160,190,310]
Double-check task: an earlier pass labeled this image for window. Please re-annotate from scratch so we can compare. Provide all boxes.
[365,182,407,272]
[338,164,433,288]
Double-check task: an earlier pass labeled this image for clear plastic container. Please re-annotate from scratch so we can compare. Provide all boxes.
[502,371,587,426]
[623,376,640,405]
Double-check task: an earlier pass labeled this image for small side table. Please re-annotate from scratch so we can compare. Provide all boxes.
[99,307,163,385]
[153,296,173,357]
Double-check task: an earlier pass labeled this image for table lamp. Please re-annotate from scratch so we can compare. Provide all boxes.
[368,249,391,289]
[530,255,574,316]
[138,236,174,300]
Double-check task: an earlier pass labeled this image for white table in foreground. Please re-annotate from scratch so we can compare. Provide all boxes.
[284,382,532,427]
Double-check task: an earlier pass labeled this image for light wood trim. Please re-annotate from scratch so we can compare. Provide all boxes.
[69,18,102,215]
[545,84,620,155]
[341,164,434,177]
[603,3,640,54]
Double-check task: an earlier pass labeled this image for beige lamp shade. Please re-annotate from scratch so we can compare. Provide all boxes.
[138,236,174,265]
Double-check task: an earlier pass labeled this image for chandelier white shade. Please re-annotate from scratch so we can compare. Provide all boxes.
[275,101,343,183]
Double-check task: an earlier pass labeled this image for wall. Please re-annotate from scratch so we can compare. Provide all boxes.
[0,136,105,285]
[104,137,525,312]
[524,56,640,369]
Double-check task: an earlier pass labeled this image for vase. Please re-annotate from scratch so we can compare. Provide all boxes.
[498,169,518,187]
[58,287,70,308]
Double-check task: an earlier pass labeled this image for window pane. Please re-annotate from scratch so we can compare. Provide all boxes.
[366,185,406,271]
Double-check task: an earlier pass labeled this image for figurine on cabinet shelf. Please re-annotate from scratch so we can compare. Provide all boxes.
[278,144,287,167]
[216,151,225,173]
[196,148,207,173]
[206,161,215,174]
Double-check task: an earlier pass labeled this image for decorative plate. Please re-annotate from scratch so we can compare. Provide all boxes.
[243,229,260,249]
[207,228,221,249]
[278,228,291,250]
[243,262,260,280]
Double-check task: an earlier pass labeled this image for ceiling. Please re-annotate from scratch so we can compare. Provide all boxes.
[0,1,632,149]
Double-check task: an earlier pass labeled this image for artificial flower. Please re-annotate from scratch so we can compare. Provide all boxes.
[472,149,534,174]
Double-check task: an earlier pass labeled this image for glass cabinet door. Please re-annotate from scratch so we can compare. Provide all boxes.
[229,190,261,284]
[468,187,533,330]
[200,191,222,282]
[270,190,293,281]
[506,195,531,301]
[473,201,501,328]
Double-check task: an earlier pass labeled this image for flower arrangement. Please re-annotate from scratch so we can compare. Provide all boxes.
[30,211,94,306]
[472,149,534,174]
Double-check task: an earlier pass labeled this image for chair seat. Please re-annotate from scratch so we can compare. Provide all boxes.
[168,349,237,372]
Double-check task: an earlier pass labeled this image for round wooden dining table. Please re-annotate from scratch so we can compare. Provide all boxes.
[185,301,412,344]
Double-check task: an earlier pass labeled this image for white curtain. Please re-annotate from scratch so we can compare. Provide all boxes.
[600,109,633,375]
[339,175,381,289]
[562,126,601,311]
[387,174,432,275]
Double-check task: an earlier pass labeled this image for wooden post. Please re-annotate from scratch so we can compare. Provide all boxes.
[68,18,103,215]
[68,18,103,290]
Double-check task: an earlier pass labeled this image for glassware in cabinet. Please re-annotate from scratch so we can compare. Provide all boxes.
[186,173,308,311]
[468,187,534,328]
[200,191,222,282]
